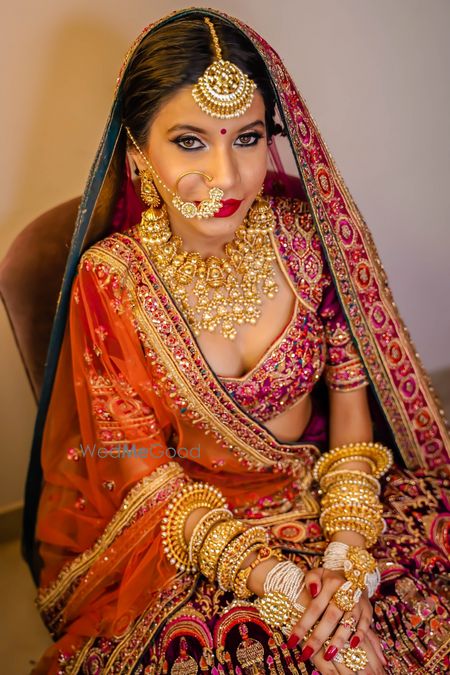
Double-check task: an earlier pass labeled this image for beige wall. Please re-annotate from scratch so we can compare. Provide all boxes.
[1,0,449,509]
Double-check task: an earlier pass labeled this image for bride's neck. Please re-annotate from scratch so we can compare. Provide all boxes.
[168,219,241,259]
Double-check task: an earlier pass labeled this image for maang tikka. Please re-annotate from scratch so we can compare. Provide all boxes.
[192,17,257,118]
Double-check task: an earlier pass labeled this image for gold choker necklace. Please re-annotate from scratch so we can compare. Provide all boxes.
[140,197,279,340]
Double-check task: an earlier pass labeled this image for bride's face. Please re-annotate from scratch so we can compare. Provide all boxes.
[131,86,269,249]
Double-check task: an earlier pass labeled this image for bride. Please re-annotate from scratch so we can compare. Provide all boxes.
[26,8,449,674]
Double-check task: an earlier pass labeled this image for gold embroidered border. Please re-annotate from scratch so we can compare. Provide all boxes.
[36,461,184,615]
[84,239,321,477]
[253,35,450,468]
[103,574,197,674]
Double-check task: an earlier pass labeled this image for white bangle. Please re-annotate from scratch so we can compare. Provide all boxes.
[264,560,306,605]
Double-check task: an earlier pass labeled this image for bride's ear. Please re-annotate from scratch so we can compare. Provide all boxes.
[126,150,141,178]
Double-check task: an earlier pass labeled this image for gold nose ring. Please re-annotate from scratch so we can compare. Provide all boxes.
[175,171,214,191]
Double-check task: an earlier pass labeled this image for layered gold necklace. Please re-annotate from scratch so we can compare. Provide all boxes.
[140,199,279,340]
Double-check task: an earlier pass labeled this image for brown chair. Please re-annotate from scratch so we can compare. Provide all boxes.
[0,198,81,402]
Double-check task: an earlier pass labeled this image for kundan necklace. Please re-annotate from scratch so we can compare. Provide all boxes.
[139,196,279,340]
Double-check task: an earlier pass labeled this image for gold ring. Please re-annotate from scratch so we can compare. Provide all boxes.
[339,616,358,632]
[332,583,358,613]
[175,171,213,191]
[342,646,368,672]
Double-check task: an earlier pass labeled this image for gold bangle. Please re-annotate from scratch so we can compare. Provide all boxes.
[328,455,377,474]
[216,541,263,594]
[321,516,382,547]
[216,526,269,590]
[313,442,393,481]
[322,488,381,510]
[232,544,273,599]
[189,508,234,568]
[233,545,283,599]
[320,470,381,494]
[161,482,227,572]
[199,519,247,581]
[320,502,384,543]
[320,502,384,521]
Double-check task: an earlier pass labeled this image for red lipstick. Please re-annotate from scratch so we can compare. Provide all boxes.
[213,199,242,218]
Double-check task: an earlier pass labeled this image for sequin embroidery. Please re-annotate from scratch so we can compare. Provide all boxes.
[219,299,326,422]
[218,197,368,423]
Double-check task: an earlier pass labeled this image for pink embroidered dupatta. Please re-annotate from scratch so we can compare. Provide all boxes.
[26,8,449,674]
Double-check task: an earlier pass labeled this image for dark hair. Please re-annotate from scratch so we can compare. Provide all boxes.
[122,14,283,146]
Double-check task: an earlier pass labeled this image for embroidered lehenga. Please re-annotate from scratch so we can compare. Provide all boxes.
[23,9,450,675]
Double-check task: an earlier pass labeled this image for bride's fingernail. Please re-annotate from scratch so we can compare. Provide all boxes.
[287,634,299,649]
[299,645,314,661]
[324,645,338,661]
[350,635,360,648]
[309,582,319,597]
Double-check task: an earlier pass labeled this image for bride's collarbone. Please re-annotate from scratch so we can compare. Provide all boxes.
[196,289,296,379]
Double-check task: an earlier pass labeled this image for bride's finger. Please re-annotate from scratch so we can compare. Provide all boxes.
[303,566,324,599]
[309,646,342,675]
[287,573,344,650]
[359,634,386,675]
[311,641,354,675]
[365,627,388,668]
[295,600,345,662]
[347,597,373,648]
[322,610,361,661]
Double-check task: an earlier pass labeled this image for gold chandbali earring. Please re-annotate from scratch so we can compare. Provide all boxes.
[126,126,224,220]
[137,168,171,245]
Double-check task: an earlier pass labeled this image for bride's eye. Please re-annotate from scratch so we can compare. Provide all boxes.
[172,135,205,151]
[235,132,264,147]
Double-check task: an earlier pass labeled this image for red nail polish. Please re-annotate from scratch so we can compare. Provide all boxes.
[309,582,319,598]
[324,645,338,661]
[350,635,360,648]
[287,634,299,649]
[311,671,320,675]
[299,645,314,662]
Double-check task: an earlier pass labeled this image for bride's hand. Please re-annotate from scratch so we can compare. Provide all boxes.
[287,567,387,668]
[309,628,387,674]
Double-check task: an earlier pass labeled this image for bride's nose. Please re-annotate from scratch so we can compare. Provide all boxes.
[207,146,239,193]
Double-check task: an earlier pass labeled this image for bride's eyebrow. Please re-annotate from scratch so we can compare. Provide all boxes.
[238,120,265,132]
[167,120,265,134]
[167,124,206,134]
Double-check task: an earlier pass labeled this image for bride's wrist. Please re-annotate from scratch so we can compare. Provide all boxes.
[330,530,366,548]
[246,554,282,596]
[184,507,210,541]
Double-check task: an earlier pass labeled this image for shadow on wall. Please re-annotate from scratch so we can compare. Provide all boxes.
[0,15,128,254]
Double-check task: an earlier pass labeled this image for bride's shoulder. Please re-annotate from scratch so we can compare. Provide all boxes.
[270,195,321,247]
[78,228,141,279]
[270,195,316,233]
[269,195,329,308]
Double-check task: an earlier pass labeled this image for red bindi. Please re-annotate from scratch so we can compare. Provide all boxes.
[220,128,227,135]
